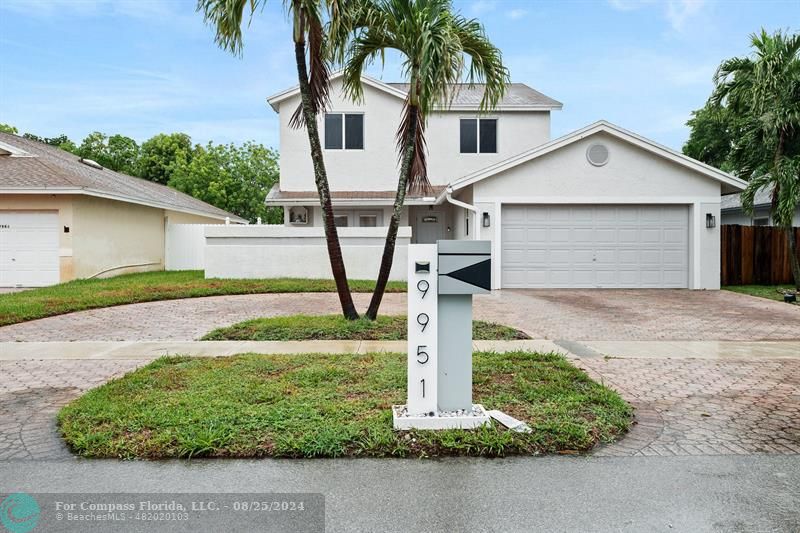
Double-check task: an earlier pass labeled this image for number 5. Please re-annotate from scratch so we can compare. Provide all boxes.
[416,345,429,364]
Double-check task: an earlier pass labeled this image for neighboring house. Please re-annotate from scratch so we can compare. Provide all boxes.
[255,73,746,290]
[721,186,800,226]
[0,133,246,287]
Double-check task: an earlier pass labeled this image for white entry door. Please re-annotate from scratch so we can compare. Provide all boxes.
[0,211,60,287]
[501,205,689,288]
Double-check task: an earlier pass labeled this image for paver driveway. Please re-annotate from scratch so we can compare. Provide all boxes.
[0,289,797,341]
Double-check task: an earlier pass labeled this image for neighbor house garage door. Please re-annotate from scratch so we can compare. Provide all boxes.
[501,205,689,288]
[0,211,60,287]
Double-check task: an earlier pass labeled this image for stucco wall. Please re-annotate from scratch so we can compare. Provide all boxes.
[469,132,725,290]
[473,132,721,201]
[71,196,165,278]
[165,210,226,225]
[0,194,75,281]
[277,78,551,191]
[205,225,411,281]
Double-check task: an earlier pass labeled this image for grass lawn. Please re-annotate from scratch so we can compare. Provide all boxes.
[0,271,405,327]
[723,285,797,302]
[202,314,529,341]
[58,351,631,459]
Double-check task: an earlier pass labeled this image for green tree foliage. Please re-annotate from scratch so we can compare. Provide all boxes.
[0,123,18,134]
[76,132,140,174]
[169,141,281,224]
[138,133,193,185]
[21,132,79,153]
[683,104,741,172]
[710,28,800,288]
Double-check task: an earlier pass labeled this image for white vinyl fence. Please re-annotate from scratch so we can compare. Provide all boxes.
[204,225,410,280]
[165,224,218,270]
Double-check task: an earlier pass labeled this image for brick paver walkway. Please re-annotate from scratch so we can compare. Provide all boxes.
[580,357,800,456]
[0,289,798,342]
[0,360,146,460]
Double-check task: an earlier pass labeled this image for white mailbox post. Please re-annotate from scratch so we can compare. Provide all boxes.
[393,240,492,430]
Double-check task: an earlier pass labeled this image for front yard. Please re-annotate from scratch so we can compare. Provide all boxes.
[58,351,632,459]
[723,285,798,302]
[0,271,405,327]
[202,314,529,341]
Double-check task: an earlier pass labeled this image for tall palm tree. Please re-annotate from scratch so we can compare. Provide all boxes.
[198,0,360,318]
[712,29,800,289]
[337,0,509,319]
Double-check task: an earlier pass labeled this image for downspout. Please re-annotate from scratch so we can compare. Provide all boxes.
[445,186,480,240]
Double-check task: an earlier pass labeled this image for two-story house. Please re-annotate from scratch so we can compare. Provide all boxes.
[260,73,746,290]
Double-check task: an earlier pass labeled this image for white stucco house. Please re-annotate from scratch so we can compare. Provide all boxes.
[208,74,747,290]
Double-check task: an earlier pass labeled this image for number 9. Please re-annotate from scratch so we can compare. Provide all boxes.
[417,279,429,299]
[417,313,429,332]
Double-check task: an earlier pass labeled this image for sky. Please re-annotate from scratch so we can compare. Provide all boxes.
[0,0,797,152]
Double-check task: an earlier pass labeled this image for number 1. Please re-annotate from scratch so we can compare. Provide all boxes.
[420,378,425,398]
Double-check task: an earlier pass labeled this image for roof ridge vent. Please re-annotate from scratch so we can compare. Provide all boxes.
[80,158,104,170]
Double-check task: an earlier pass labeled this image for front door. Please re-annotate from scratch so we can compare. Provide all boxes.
[415,211,446,244]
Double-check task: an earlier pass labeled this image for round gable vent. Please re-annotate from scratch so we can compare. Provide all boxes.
[586,143,609,166]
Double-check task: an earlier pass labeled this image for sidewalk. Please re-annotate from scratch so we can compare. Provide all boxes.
[0,339,797,360]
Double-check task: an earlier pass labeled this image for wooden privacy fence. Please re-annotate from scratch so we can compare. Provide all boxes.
[721,225,800,285]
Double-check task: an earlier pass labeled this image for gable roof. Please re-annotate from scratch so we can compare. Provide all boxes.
[266,73,562,112]
[445,120,747,196]
[0,133,247,223]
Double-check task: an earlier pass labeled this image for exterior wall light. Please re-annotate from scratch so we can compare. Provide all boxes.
[706,213,716,229]
[482,212,491,228]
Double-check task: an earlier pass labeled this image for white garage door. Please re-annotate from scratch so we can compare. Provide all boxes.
[502,205,689,288]
[0,211,60,287]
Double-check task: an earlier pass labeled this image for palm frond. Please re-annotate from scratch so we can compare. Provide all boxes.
[197,0,260,56]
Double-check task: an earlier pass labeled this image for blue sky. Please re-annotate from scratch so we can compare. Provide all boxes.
[0,0,796,151]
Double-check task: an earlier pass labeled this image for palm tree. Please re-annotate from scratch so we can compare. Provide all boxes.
[337,0,509,319]
[198,0,360,318]
[712,29,800,289]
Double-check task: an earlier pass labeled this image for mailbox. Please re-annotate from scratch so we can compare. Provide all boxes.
[437,240,491,295]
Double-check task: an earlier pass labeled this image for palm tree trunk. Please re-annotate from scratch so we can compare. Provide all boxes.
[787,227,800,291]
[366,106,419,320]
[293,40,359,319]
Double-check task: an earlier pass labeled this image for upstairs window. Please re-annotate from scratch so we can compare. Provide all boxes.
[325,113,364,150]
[460,118,497,154]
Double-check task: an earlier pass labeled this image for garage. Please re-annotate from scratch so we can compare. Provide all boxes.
[0,211,60,287]
[501,204,689,288]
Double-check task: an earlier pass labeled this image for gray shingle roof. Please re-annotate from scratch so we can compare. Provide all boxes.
[0,133,246,222]
[721,186,775,210]
[386,82,562,108]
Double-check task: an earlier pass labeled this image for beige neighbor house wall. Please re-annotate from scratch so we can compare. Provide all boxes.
[165,210,225,225]
[71,196,167,279]
[0,194,75,281]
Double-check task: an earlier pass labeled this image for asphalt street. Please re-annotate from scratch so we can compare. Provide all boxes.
[2,455,798,532]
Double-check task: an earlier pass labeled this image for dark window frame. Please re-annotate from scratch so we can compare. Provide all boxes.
[324,113,364,150]
[459,117,498,154]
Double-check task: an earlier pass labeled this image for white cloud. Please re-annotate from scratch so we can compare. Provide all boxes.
[606,0,707,32]
[665,0,706,32]
[506,8,527,20]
